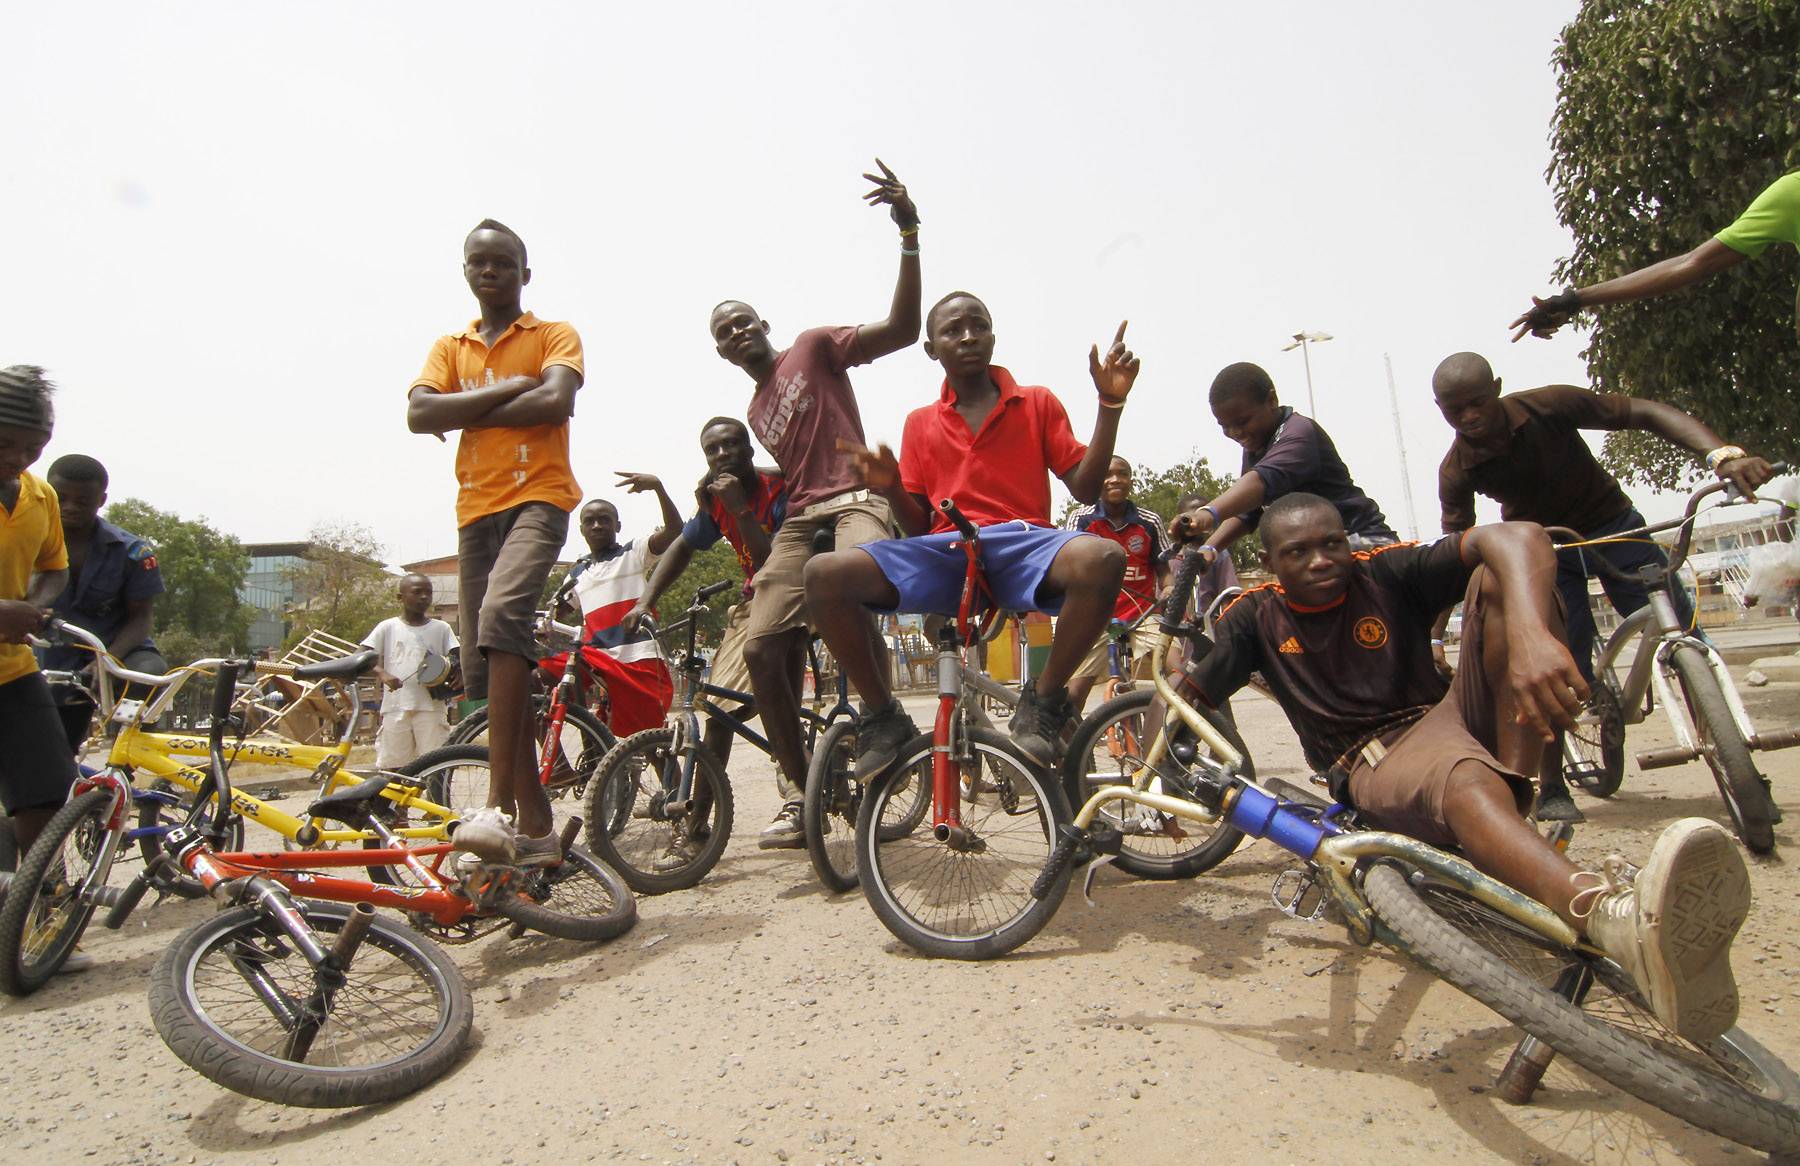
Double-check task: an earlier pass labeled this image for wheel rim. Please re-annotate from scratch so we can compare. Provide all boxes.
[512,853,626,922]
[20,811,104,971]
[818,733,860,881]
[600,741,719,877]
[864,743,1056,943]
[1071,712,1234,866]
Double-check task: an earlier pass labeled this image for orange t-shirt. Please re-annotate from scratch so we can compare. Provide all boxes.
[411,311,585,527]
[0,472,69,686]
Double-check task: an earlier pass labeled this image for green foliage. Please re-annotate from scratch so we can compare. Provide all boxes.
[653,542,742,652]
[281,521,394,649]
[1547,0,1800,487]
[103,499,252,660]
[1059,451,1263,573]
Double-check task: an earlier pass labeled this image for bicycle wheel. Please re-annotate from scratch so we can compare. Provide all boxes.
[1361,861,1800,1153]
[491,846,637,941]
[413,743,497,821]
[857,728,1071,960]
[1059,688,1248,880]
[1565,670,1626,798]
[1669,645,1775,854]
[583,728,733,894]
[445,703,614,798]
[136,778,245,899]
[803,719,861,893]
[0,789,111,996]
[149,901,472,1108]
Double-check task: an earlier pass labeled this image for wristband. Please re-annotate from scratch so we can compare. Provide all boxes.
[900,246,919,257]
[1431,639,1445,647]
[1098,396,1124,410]
[1201,504,1221,526]
[899,225,919,238]
[1197,545,1219,565]
[1541,288,1582,315]
[1705,444,1747,473]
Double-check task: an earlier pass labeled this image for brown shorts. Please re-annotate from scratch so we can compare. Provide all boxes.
[457,501,570,700]
[1344,567,1535,848]
[743,492,893,644]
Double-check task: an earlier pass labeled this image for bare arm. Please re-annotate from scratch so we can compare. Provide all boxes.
[106,596,155,660]
[26,568,67,609]
[1625,398,1776,496]
[407,375,538,434]
[628,536,697,632]
[614,472,685,556]
[466,365,582,429]
[854,160,923,361]
[1457,522,1587,739]
[1510,240,1746,341]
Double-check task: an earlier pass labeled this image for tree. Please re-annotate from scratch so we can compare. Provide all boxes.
[1546,0,1800,487]
[1058,451,1263,573]
[103,499,251,663]
[653,543,743,652]
[282,521,394,648]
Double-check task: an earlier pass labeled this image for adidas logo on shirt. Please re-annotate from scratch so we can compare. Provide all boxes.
[1277,636,1303,655]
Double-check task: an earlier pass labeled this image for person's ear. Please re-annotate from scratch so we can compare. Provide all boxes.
[521,265,532,287]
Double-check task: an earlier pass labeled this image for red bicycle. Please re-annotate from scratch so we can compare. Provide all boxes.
[853,500,1075,959]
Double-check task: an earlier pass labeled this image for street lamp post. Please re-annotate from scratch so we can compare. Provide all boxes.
[1280,330,1333,416]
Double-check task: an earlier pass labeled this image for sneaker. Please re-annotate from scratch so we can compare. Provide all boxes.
[1009,685,1075,769]
[451,806,518,864]
[1581,818,1750,1042]
[58,949,94,975]
[854,702,919,781]
[758,802,806,850]
[655,818,701,872]
[513,830,565,868]
[1536,789,1587,824]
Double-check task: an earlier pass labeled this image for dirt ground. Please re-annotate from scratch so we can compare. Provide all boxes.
[5,651,1800,1166]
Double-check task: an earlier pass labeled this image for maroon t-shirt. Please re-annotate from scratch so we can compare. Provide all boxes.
[747,326,871,511]
[1189,536,1471,773]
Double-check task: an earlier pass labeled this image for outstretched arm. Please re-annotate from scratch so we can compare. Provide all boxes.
[839,440,930,536]
[616,472,686,555]
[1170,476,1267,547]
[1624,398,1776,497]
[1510,240,1745,341]
[1458,521,1587,740]
[854,159,923,361]
[1059,322,1140,503]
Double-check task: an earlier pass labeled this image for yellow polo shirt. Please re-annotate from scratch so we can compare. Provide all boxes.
[411,311,585,528]
[0,472,68,686]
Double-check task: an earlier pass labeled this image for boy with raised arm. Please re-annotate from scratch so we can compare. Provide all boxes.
[406,219,582,867]
[706,159,920,842]
[1430,350,1776,820]
[625,418,797,853]
[805,294,1135,774]
[1172,362,1397,565]
[1181,493,1751,1042]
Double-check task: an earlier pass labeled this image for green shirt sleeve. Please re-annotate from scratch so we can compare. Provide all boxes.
[1714,172,1800,257]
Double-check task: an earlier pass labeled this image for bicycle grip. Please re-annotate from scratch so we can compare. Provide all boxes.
[1161,551,1207,635]
[938,499,979,541]
[209,660,242,742]
[1032,823,1086,900]
[696,580,735,603]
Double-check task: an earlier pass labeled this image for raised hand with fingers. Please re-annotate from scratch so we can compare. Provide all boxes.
[1089,320,1140,406]
[837,438,901,492]
[613,471,664,495]
[862,158,919,231]
[1508,291,1581,343]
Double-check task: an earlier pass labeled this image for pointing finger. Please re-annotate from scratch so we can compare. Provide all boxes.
[1113,320,1129,345]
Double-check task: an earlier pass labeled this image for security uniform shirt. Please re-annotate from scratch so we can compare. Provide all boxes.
[1188,537,1471,773]
[44,518,164,671]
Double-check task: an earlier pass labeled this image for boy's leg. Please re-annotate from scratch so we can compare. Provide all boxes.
[1064,628,1111,712]
[0,672,80,857]
[1033,537,1126,695]
[741,517,824,810]
[804,547,917,778]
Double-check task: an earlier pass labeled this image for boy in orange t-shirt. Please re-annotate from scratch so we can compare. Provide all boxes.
[407,219,582,868]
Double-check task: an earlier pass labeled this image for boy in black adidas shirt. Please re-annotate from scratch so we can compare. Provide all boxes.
[1182,492,1753,1042]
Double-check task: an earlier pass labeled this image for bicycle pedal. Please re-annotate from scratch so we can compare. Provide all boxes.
[1080,853,1116,906]
[1086,821,1123,856]
[1271,868,1328,922]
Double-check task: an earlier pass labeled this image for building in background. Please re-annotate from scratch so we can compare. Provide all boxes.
[241,541,311,652]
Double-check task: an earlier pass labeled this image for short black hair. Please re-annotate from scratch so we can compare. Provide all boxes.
[1260,491,1341,540]
[1176,490,1204,510]
[582,498,618,516]
[926,290,988,336]
[47,453,107,491]
[467,218,527,267]
[1108,455,1132,476]
[1208,362,1275,409]
[699,416,751,442]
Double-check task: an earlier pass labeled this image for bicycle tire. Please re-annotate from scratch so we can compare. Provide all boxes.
[1059,688,1248,880]
[1669,645,1775,854]
[491,846,637,941]
[583,728,733,894]
[149,901,472,1108]
[447,702,614,797]
[1565,670,1627,799]
[136,778,245,899]
[413,743,498,821]
[803,719,861,893]
[0,789,111,996]
[1361,861,1800,1154]
[857,728,1071,960]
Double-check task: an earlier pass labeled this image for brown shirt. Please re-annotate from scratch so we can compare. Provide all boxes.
[1188,537,1470,773]
[747,326,871,511]
[1438,385,1634,534]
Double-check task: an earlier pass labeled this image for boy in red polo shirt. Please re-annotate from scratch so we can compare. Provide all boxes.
[805,292,1136,773]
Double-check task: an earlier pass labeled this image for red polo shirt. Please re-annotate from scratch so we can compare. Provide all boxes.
[898,365,1088,534]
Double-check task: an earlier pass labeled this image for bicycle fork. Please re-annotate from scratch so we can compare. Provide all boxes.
[930,648,980,852]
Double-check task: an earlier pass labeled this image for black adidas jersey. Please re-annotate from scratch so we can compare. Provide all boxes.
[1190,535,1471,772]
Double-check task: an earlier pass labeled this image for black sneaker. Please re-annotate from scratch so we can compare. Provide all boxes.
[1010,685,1074,769]
[854,702,919,780]
[1536,789,1587,824]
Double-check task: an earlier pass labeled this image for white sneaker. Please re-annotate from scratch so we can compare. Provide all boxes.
[450,807,518,864]
[58,949,94,975]
[1583,818,1750,1042]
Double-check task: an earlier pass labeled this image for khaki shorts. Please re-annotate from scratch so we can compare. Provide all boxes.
[708,603,754,701]
[743,492,893,643]
[1344,567,1535,848]
[1071,621,1159,682]
[457,501,570,700]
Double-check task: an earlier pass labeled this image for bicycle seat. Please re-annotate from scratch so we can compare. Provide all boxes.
[293,649,379,682]
[304,773,393,825]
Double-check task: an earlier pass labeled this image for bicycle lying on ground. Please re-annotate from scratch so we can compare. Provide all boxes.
[1555,463,1798,853]
[137,657,634,1106]
[1025,549,1800,1155]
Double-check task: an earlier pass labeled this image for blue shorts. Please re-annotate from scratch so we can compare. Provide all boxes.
[858,521,1091,616]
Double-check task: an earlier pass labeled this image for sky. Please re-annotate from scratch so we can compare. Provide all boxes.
[4,1,1766,565]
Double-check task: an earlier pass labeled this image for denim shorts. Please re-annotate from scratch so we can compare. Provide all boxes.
[858,521,1090,616]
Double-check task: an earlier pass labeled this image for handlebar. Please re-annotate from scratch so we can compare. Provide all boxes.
[938,498,979,541]
[694,579,735,606]
[1162,551,1207,637]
